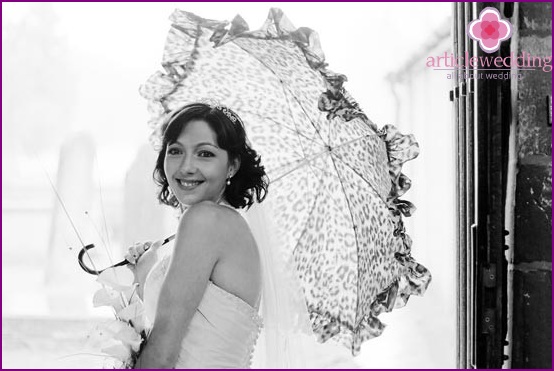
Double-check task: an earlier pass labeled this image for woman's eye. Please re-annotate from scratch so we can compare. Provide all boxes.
[167,147,181,155]
[198,151,214,158]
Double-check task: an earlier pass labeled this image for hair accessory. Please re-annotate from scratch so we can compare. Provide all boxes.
[199,98,238,123]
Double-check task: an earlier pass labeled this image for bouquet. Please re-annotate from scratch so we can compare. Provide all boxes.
[88,266,149,368]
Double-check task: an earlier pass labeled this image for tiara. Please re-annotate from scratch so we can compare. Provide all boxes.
[199,98,238,123]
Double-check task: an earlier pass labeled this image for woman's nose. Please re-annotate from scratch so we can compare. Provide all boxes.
[179,155,197,174]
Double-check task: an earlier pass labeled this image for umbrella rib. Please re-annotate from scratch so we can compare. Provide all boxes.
[327,115,333,151]
[290,164,328,257]
[273,160,372,219]
[305,161,376,195]
[331,154,388,204]
[239,109,325,149]
[231,41,327,147]
[329,133,378,151]
[269,134,376,185]
[281,86,327,165]
[269,158,316,185]
[315,134,387,200]
[288,154,366,274]
[326,151,362,325]
[308,159,386,206]
[269,146,332,184]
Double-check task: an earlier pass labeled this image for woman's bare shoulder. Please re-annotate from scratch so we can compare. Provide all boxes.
[169,201,250,275]
[184,200,242,222]
[179,201,252,242]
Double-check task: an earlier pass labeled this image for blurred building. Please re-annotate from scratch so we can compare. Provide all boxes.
[365,18,457,368]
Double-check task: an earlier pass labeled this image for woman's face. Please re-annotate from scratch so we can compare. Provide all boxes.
[164,119,236,207]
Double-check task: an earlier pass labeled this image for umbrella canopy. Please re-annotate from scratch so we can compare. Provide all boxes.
[140,8,431,356]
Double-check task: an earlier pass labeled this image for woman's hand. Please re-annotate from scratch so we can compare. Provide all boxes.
[125,241,156,265]
[126,240,163,298]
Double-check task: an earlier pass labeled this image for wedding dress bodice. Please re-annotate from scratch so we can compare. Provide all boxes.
[143,247,263,368]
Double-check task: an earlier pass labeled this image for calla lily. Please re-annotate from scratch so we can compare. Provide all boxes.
[114,323,144,352]
[117,302,148,334]
[102,343,133,362]
[91,319,130,338]
[99,319,130,335]
[87,321,120,346]
[116,301,143,321]
[93,287,124,311]
[97,266,135,291]
[89,300,147,366]
[122,285,142,306]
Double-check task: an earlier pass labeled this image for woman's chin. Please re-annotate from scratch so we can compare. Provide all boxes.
[178,194,215,207]
[179,197,200,207]
[175,193,199,206]
[175,189,223,207]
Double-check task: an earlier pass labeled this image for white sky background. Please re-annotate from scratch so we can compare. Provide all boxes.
[3,2,454,368]
[3,1,451,186]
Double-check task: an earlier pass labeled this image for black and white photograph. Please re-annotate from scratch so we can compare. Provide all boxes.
[2,1,551,369]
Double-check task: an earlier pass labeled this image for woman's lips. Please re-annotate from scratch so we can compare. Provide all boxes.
[177,179,204,190]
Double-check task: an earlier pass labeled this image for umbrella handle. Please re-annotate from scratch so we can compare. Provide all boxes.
[77,234,176,275]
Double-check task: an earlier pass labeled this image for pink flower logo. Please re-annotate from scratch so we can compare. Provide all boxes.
[468,7,512,53]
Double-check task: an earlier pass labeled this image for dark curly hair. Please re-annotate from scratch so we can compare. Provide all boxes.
[153,102,269,210]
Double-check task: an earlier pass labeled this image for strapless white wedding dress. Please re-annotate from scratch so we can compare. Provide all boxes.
[143,246,263,368]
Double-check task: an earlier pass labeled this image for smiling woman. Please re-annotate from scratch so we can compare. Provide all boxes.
[2,2,456,369]
[164,119,237,206]
[153,103,268,210]
[129,101,270,368]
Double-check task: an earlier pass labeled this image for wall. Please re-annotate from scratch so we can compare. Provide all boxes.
[512,2,552,368]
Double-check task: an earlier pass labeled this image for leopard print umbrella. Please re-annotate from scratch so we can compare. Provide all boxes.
[140,8,431,356]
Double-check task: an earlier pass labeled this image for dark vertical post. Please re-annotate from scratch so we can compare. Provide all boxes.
[453,3,467,367]
[473,2,509,368]
[464,3,477,368]
[455,2,510,367]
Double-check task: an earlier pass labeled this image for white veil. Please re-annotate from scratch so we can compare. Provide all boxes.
[244,201,314,368]
[243,200,361,369]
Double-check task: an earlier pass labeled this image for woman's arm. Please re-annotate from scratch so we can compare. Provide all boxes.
[134,201,233,368]
[125,241,161,300]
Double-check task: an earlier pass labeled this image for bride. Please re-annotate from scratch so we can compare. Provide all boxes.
[127,102,270,368]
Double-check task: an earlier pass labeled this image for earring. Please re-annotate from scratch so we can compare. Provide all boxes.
[226,172,233,185]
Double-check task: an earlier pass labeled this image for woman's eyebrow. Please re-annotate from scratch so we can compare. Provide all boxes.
[172,140,220,149]
[194,142,220,149]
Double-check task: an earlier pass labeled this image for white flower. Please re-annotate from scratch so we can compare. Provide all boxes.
[91,265,148,367]
[91,320,144,358]
[93,287,124,311]
[97,266,135,292]
[117,301,148,334]
[87,320,123,348]
[102,343,132,362]
[114,322,143,352]
[122,286,142,306]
